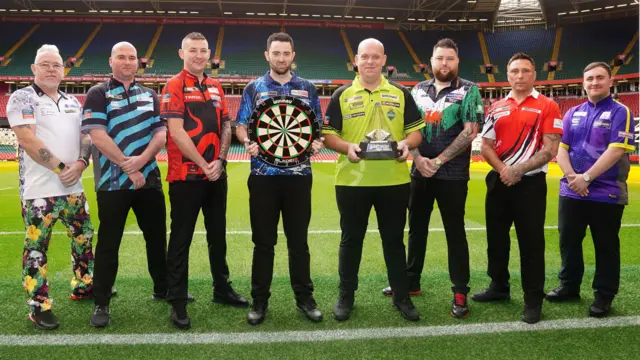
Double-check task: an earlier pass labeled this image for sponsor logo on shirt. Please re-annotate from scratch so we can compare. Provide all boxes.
[600,111,611,120]
[476,104,484,113]
[207,87,219,94]
[387,109,396,121]
[381,94,399,101]
[162,93,171,103]
[83,110,92,119]
[259,91,278,98]
[553,118,563,129]
[185,95,203,101]
[593,120,611,129]
[210,94,222,101]
[64,109,77,114]
[184,87,199,92]
[291,89,309,97]
[571,118,581,125]
[323,116,330,125]
[40,108,56,116]
[105,93,123,100]
[493,110,510,120]
[382,101,401,108]
[349,101,364,110]
[445,88,465,101]
[344,95,362,103]
[522,107,542,114]
[574,111,587,117]
[22,108,34,119]
[343,112,365,120]
[618,131,633,139]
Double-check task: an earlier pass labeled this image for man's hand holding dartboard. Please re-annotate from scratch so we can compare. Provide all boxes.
[246,95,324,168]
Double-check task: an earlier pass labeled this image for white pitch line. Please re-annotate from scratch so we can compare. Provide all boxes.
[1,224,639,236]
[0,187,14,191]
[1,315,639,346]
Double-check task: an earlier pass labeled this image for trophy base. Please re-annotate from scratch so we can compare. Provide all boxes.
[357,140,400,160]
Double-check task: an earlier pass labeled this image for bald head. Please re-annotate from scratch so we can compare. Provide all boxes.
[111,42,137,57]
[357,38,384,55]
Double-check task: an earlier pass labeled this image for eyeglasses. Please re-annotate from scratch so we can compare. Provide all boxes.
[36,63,64,70]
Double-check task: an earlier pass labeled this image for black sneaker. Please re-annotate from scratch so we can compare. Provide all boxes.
[213,287,249,308]
[333,292,354,321]
[171,304,191,330]
[153,292,195,303]
[247,300,268,326]
[393,297,420,321]
[522,304,542,324]
[471,287,511,302]
[589,296,613,318]
[381,286,422,297]
[296,296,323,323]
[90,305,110,328]
[546,286,581,302]
[451,293,469,318]
[29,310,60,330]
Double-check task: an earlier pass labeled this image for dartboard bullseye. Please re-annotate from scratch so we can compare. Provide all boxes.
[248,95,321,168]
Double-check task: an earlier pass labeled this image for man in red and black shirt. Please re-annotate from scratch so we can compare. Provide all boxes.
[473,53,562,324]
[160,32,248,330]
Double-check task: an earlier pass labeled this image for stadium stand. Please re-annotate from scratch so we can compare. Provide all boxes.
[555,18,638,80]
[285,27,352,80]
[484,28,555,82]
[217,26,280,77]
[0,23,94,76]
[67,24,157,76]
[0,22,35,57]
[0,128,18,160]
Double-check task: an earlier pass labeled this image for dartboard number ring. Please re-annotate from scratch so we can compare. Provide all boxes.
[248,95,321,168]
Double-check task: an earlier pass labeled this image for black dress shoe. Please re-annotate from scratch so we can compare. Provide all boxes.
[213,287,249,308]
[589,296,613,318]
[171,305,191,330]
[394,298,420,321]
[247,300,268,326]
[546,286,581,302]
[153,292,195,303]
[451,293,469,318]
[522,304,542,324]
[296,297,323,323]
[471,287,510,302]
[381,286,422,297]
[89,305,110,328]
[333,292,354,321]
[29,310,60,330]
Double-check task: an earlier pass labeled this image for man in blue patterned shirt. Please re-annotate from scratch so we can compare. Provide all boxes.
[235,32,324,326]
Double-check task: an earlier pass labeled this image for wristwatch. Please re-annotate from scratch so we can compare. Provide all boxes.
[53,162,65,174]
[582,173,591,183]
[434,158,443,167]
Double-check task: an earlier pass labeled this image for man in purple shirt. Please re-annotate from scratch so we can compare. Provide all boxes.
[546,62,636,318]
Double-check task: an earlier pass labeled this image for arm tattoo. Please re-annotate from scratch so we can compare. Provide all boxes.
[518,133,560,173]
[440,126,474,160]
[219,121,231,160]
[16,124,31,129]
[39,148,52,162]
[410,148,421,159]
[79,134,92,160]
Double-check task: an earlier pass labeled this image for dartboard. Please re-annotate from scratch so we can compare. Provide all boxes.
[248,95,320,168]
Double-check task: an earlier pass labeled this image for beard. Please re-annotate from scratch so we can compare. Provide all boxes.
[434,67,458,82]
[270,62,291,75]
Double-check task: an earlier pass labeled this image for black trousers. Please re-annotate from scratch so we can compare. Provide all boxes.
[336,184,410,302]
[166,179,230,306]
[558,196,624,299]
[407,177,470,294]
[93,188,168,306]
[485,171,547,306]
[249,175,314,302]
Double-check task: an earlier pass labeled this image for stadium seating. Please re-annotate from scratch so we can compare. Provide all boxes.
[556,18,638,80]
[0,22,35,56]
[617,39,639,76]
[285,27,352,80]
[484,28,555,82]
[217,26,280,77]
[0,128,17,160]
[0,23,94,76]
[68,24,157,76]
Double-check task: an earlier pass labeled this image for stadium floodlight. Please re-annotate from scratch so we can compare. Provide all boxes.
[605,5,614,9]
[190,11,198,14]
[427,19,435,22]
[312,14,320,17]
[558,12,566,15]
[290,14,299,16]
[617,4,628,7]
[479,18,488,21]
[581,9,590,12]
[468,0,477,3]
[157,10,166,14]
[135,10,144,13]
[366,16,374,19]
[20,9,28,12]
[355,15,363,18]
[334,15,342,18]
[448,19,457,22]
[280,13,288,16]
[31,9,40,12]
[0,9,5,12]
[376,16,384,19]
[111,10,120,13]
[246,12,255,15]
[497,20,505,23]
[43,9,52,12]
[179,11,187,14]
[122,10,131,13]
[387,17,394,20]
[268,13,276,15]
[257,12,265,15]
[66,10,75,13]
[569,10,578,14]
[408,18,415,20]
[145,10,154,13]
[224,12,232,15]
[323,14,331,17]
[301,14,310,16]
[344,15,352,18]
[55,9,64,13]
[459,19,467,21]
[593,8,601,10]
[9,9,17,11]
[469,18,477,21]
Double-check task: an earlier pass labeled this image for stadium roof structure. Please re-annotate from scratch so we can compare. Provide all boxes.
[0,0,637,29]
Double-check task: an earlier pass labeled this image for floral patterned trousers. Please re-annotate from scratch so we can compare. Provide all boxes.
[21,192,94,314]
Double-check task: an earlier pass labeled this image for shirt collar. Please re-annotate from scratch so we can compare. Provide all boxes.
[506,88,539,100]
[180,69,208,82]
[109,76,137,90]
[587,95,614,108]
[264,71,297,86]
[31,83,67,100]
[352,75,389,92]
